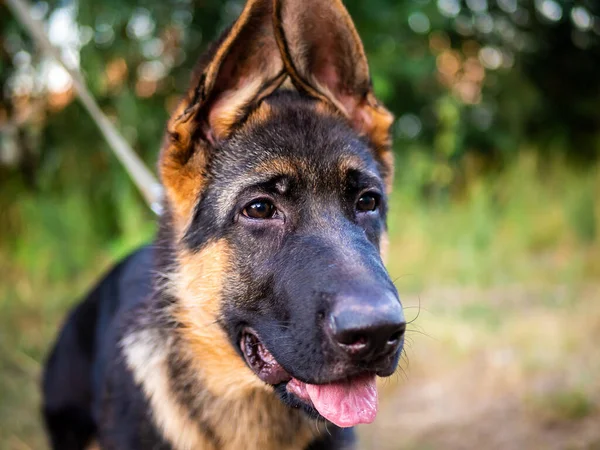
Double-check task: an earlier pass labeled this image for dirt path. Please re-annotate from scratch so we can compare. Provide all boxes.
[358,285,600,449]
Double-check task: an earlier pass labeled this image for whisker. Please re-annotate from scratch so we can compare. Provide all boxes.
[406,326,435,341]
[406,294,423,325]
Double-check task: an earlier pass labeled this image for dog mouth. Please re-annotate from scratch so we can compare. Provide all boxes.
[240,329,378,428]
[240,330,291,385]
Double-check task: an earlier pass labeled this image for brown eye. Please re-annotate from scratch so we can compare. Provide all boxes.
[356,193,379,212]
[243,200,276,219]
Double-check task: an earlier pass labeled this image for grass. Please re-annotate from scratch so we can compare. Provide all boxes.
[0,183,154,449]
[526,389,595,423]
[387,153,599,290]
[0,154,599,449]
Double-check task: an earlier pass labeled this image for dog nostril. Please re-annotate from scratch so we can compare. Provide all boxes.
[387,324,406,346]
[328,289,405,359]
[348,334,367,347]
[387,332,401,345]
[337,332,368,351]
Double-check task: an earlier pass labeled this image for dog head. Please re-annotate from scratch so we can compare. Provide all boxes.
[159,0,404,429]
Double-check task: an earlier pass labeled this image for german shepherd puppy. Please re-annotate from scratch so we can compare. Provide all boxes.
[42,0,405,448]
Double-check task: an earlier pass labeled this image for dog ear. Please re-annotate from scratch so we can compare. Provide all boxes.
[161,0,285,224]
[273,0,395,190]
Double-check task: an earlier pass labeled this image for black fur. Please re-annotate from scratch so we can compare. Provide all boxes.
[43,2,403,448]
[43,92,400,449]
[43,245,354,449]
[43,248,155,449]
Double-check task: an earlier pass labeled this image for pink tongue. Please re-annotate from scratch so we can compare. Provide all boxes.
[304,375,378,428]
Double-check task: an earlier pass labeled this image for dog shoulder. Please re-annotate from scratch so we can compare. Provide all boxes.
[96,298,217,450]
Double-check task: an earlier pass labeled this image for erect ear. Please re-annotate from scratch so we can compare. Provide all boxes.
[273,0,395,190]
[161,0,285,226]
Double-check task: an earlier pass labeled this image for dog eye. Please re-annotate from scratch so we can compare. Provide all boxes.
[356,193,380,212]
[243,200,276,219]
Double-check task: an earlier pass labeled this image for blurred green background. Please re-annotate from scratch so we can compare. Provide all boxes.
[1,0,599,448]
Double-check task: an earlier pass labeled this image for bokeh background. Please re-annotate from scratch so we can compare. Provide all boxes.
[1,0,599,448]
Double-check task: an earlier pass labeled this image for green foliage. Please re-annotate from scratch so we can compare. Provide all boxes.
[386,154,599,290]
[567,183,597,244]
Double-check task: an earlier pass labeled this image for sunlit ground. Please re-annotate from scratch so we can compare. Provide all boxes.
[361,284,600,449]
[1,156,599,449]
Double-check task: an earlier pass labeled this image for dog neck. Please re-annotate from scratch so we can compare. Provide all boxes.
[121,237,322,450]
[122,324,320,450]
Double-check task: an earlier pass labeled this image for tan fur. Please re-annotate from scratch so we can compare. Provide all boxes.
[314,99,341,117]
[208,69,287,142]
[160,119,209,233]
[173,241,265,398]
[168,241,320,449]
[125,240,323,449]
[253,155,307,177]
[337,154,368,174]
[208,78,266,140]
[356,93,395,193]
[246,101,275,127]
[123,330,216,450]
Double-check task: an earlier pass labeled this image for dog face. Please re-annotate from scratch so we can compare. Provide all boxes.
[159,0,404,429]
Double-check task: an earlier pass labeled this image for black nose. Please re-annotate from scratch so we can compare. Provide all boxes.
[327,286,405,361]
